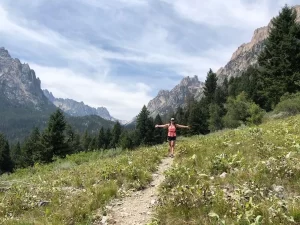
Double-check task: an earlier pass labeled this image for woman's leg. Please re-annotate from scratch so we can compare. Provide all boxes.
[171,140,175,155]
[168,140,172,156]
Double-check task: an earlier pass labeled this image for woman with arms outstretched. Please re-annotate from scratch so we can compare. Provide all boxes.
[155,118,190,158]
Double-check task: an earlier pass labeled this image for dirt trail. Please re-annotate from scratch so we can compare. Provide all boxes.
[98,157,173,225]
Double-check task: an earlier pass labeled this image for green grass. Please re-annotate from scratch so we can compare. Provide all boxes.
[154,114,300,225]
[0,146,166,224]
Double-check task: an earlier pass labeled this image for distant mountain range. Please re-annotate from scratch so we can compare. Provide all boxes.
[43,89,126,124]
[145,5,300,118]
[0,47,116,141]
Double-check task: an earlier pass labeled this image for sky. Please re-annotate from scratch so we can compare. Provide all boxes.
[0,0,299,121]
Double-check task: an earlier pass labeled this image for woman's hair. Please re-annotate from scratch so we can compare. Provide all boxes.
[169,120,176,126]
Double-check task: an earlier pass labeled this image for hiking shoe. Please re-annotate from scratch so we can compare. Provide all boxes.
[170,154,174,158]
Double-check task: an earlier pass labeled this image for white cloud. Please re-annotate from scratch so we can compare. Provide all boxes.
[1,0,296,120]
[29,63,152,120]
[162,0,297,29]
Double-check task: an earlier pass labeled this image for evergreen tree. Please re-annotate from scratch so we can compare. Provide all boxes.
[0,133,13,174]
[136,105,152,145]
[110,121,122,148]
[89,137,98,151]
[203,69,218,104]
[223,77,229,97]
[97,127,106,150]
[153,114,165,144]
[145,116,155,145]
[23,128,46,165]
[66,124,82,153]
[82,130,92,151]
[119,130,134,150]
[42,109,69,158]
[188,101,209,135]
[10,142,23,169]
[67,125,82,153]
[257,5,300,110]
[104,128,112,149]
[208,103,223,132]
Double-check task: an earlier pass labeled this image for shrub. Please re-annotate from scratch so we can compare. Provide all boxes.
[223,92,265,128]
[274,92,300,115]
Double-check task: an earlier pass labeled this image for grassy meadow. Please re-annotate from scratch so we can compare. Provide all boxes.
[0,146,166,224]
[2,114,300,225]
[152,114,300,225]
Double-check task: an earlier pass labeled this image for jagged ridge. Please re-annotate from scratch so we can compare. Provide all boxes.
[43,89,117,122]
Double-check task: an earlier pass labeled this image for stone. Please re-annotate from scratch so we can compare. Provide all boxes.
[220,172,227,179]
[38,201,51,207]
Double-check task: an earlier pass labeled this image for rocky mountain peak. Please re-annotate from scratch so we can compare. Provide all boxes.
[180,75,199,86]
[43,89,56,102]
[0,48,52,108]
[147,75,204,117]
[0,47,11,58]
[43,89,122,122]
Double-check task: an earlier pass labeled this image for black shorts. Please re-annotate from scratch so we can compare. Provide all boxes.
[168,136,176,141]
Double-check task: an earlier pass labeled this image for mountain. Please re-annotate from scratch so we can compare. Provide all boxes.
[146,5,300,117]
[217,5,300,83]
[0,48,115,142]
[147,75,204,118]
[43,89,121,122]
[0,47,55,111]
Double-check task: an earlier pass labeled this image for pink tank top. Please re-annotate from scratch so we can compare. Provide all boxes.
[168,124,176,137]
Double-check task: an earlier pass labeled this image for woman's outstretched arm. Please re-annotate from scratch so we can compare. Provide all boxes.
[155,124,169,128]
[176,124,190,129]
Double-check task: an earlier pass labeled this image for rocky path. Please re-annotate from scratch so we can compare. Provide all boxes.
[98,157,173,225]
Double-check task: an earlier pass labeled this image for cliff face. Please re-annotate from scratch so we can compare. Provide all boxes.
[0,47,54,110]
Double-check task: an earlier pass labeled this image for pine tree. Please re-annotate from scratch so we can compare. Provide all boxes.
[153,114,165,144]
[42,109,69,158]
[104,128,112,149]
[119,130,134,150]
[23,128,46,165]
[10,142,23,168]
[110,121,122,148]
[66,124,81,153]
[188,101,209,135]
[257,5,300,110]
[136,105,151,145]
[145,116,155,145]
[89,137,98,151]
[0,133,13,174]
[97,127,106,150]
[82,130,92,151]
[208,103,223,132]
[203,69,218,104]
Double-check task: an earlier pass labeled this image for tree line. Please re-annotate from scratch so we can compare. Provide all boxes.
[0,107,168,174]
[1,5,300,174]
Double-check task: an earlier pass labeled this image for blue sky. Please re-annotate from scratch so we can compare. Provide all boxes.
[0,0,299,120]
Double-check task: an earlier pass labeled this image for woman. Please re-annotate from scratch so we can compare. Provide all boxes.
[155,118,190,158]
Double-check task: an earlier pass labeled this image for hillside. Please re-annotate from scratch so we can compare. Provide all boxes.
[154,114,300,224]
[0,146,166,224]
[1,114,300,224]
